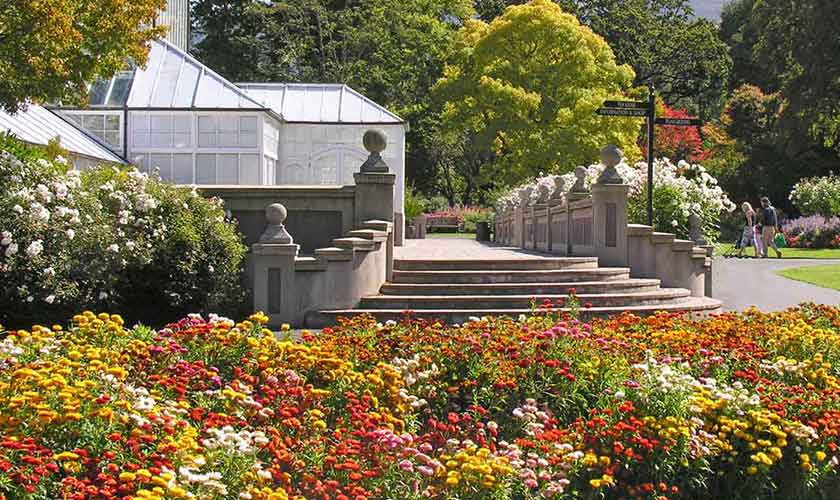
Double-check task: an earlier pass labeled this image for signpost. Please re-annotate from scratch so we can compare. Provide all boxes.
[595,84,703,226]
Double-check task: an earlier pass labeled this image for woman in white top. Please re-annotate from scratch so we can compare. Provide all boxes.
[737,202,759,258]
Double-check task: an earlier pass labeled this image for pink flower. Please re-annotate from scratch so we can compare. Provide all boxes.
[399,459,414,472]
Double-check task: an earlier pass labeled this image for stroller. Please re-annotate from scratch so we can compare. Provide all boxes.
[723,225,762,258]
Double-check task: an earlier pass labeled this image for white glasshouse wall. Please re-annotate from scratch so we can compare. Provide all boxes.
[48,39,408,233]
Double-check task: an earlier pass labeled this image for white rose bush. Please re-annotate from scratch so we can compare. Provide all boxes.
[0,134,246,327]
[499,158,735,242]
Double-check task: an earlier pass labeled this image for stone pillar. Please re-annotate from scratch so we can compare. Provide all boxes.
[592,146,630,267]
[354,130,396,228]
[252,203,300,326]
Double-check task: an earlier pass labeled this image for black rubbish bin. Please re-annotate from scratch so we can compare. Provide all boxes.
[476,222,490,241]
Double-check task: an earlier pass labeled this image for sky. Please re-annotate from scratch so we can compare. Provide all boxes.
[691,0,727,20]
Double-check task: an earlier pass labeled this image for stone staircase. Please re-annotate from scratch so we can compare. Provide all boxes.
[318,255,721,325]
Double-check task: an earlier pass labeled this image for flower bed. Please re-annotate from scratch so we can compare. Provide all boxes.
[783,216,840,249]
[3,307,840,498]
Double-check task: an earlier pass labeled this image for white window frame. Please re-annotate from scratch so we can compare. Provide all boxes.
[195,112,263,152]
[61,110,123,151]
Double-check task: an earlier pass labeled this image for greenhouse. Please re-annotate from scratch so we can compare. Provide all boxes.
[49,37,408,229]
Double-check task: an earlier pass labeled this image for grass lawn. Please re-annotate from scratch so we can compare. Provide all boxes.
[716,242,840,259]
[778,264,840,291]
[427,232,477,239]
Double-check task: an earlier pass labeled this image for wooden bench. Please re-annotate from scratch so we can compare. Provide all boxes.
[426,215,463,233]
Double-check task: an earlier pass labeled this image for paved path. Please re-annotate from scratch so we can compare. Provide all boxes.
[713,257,840,311]
[396,238,560,260]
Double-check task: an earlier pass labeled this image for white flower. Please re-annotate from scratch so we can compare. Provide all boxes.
[12,205,23,214]
[43,267,55,278]
[26,295,34,303]
[54,155,69,166]
[109,243,119,252]
[99,291,108,300]
[0,231,11,246]
[26,240,43,257]
[5,243,18,256]
[65,229,75,240]
[671,220,679,227]
[45,295,55,304]
[125,241,135,251]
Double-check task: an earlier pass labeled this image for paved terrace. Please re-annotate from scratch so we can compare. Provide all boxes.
[396,238,840,312]
[396,238,560,260]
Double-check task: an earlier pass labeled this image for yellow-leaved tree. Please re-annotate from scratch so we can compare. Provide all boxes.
[434,0,643,184]
[0,0,166,112]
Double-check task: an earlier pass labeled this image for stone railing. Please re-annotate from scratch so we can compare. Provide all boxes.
[250,130,396,327]
[495,148,713,298]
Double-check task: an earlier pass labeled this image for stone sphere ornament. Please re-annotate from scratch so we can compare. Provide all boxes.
[360,129,390,173]
[571,166,589,193]
[260,203,294,244]
[597,144,626,185]
[363,129,387,153]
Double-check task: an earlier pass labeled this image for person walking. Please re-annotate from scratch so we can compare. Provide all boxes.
[737,202,758,258]
[758,196,782,258]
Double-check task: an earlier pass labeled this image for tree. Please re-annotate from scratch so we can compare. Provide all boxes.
[0,0,165,112]
[753,0,840,154]
[433,0,642,187]
[467,0,731,120]
[719,0,764,90]
[643,103,707,162]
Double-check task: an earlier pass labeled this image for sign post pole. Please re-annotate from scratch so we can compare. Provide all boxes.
[647,83,655,227]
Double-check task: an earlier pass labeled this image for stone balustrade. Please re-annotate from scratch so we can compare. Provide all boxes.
[495,146,713,299]
[250,130,396,327]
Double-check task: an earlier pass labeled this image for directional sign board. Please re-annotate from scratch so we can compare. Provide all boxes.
[654,117,702,126]
[596,108,648,117]
[602,100,649,110]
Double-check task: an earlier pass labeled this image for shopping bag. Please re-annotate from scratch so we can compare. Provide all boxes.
[774,232,787,248]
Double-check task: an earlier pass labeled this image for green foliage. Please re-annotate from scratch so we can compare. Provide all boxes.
[434,0,642,185]
[752,0,840,154]
[0,136,246,328]
[789,175,840,217]
[0,0,165,111]
[403,185,429,220]
[473,0,732,118]
[710,85,839,214]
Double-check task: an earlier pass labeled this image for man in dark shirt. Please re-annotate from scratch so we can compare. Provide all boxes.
[759,196,782,258]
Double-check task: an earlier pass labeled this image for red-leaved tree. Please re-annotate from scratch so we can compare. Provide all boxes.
[641,104,708,162]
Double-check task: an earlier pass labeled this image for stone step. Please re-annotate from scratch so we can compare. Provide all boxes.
[313,297,722,327]
[359,289,691,310]
[391,268,631,284]
[380,279,662,296]
[393,257,598,271]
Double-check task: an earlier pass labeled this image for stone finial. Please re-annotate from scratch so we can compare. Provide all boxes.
[259,203,294,244]
[689,213,707,246]
[596,144,625,185]
[519,186,534,205]
[571,166,589,193]
[536,182,551,204]
[550,175,566,201]
[359,129,390,173]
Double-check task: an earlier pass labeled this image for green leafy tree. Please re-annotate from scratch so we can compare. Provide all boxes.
[469,0,731,119]
[753,0,840,154]
[434,0,641,186]
[0,0,165,112]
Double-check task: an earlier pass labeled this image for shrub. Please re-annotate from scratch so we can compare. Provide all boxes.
[782,215,840,248]
[4,306,840,498]
[790,175,840,217]
[0,135,246,328]
[404,185,428,220]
